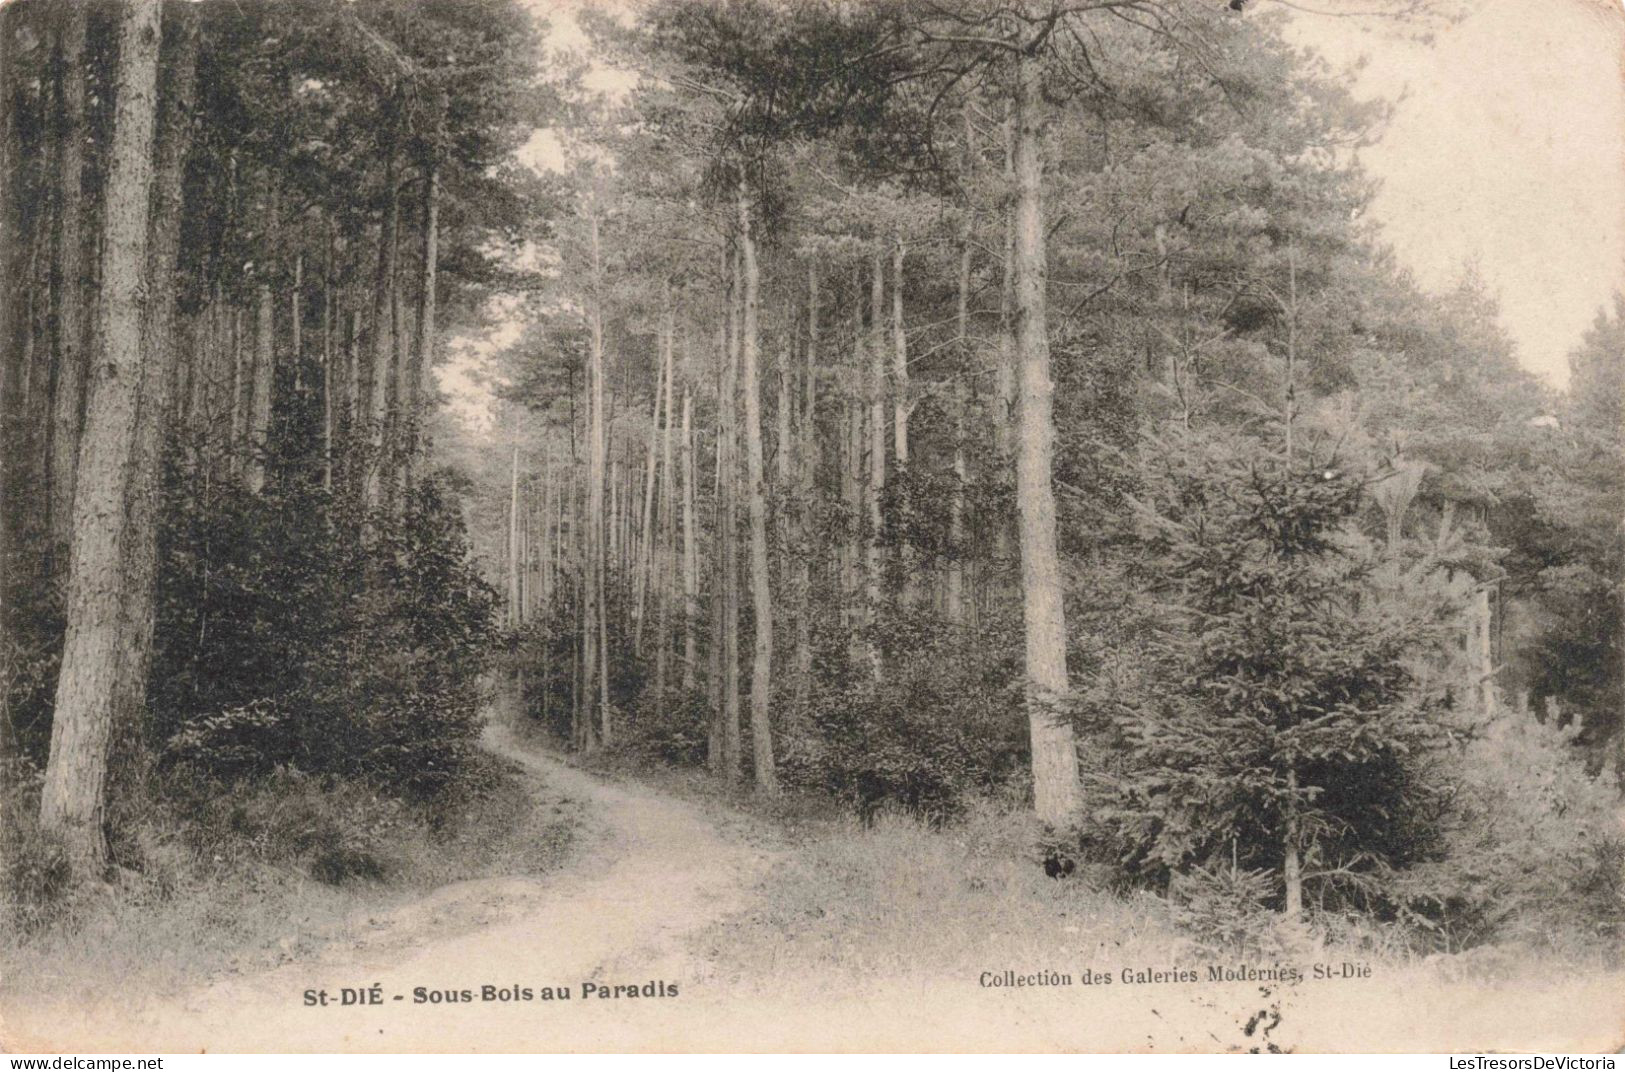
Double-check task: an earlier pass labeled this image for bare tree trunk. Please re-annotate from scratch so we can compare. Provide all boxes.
[321,226,335,491]
[343,305,360,498]
[707,333,726,774]
[739,187,776,794]
[191,286,221,433]
[588,209,610,748]
[992,102,1017,580]
[386,221,408,512]
[508,430,521,628]
[519,479,531,621]
[576,602,589,752]
[610,457,621,584]
[891,231,915,608]
[228,306,245,474]
[110,1,198,788]
[2,0,24,760]
[775,357,792,551]
[290,253,303,394]
[47,0,88,552]
[39,0,163,876]
[891,235,909,465]
[843,396,862,670]
[792,265,818,715]
[634,307,669,653]
[365,118,399,510]
[246,280,273,492]
[1012,50,1081,825]
[582,473,599,750]
[655,325,677,715]
[997,103,1017,460]
[718,249,743,781]
[0,6,12,768]
[405,155,438,493]
[866,253,886,680]
[948,203,972,626]
[346,305,360,429]
[541,450,554,606]
[681,386,698,694]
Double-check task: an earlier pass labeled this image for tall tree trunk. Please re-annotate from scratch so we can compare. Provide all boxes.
[866,253,886,680]
[948,205,972,626]
[541,450,554,606]
[843,397,862,670]
[109,2,198,796]
[290,253,303,395]
[386,222,407,512]
[891,232,915,608]
[774,348,794,696]
[0,1,16,767]
[406,155,438,493]
[39,0,164,876]
[47,0,88,553]
[246,280,273,492]
[792,265,818,715]
[228,306,245,474]
[991,102,1017,581]
[706,377,725,773]
[997,102,1017,460]
[365,116,399,510]
[739,187,776,794]
[655,319,677,714]
[634,307,669,653]
[508,428,521,628]
[346,304,360,470]
[322,225,335,490]
[718,250,742,781]
[578,588,590,752]
[518,478,530,621]
[1012,50,1082,825]
[891,235,909,465]
[587,208,610,747]
[610,457,621,585]
[681,386,698,694]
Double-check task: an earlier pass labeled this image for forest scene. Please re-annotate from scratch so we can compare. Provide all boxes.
[1,0,1622,1053]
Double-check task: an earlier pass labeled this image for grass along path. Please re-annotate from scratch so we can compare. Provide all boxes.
[1,718,777,1052]
[5,715,1621,1052]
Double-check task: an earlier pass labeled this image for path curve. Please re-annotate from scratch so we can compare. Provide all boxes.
[4,722,776,1052]
[6,723,1622,1052]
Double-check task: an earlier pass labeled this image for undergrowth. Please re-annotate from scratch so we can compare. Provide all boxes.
[686,799,1623,995]
[0,750,579,1002]
[690,803,1196,984]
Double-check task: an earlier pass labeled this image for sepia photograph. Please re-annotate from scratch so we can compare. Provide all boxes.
[0,0,1622,1054]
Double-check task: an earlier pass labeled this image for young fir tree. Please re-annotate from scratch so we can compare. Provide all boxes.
[1085,432,1450,917]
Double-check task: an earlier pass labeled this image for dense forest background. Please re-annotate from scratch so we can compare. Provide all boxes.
[1,0,1621,969]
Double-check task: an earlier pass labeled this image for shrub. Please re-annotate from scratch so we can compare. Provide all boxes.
[1079,438,1452,909]
[1391,702,1625,953]
[619,684,710,766]
[186,766,411,885]
[149,466,498,805]
[1168,864,1293,959]
[0,759,71,935]
[781,651,1027,823]
[163,699,287,782]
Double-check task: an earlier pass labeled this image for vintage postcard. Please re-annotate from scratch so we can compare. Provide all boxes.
[1,0,1622,1054]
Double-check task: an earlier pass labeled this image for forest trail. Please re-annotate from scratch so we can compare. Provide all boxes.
[2,717,780,1053]
[7,719,1623,1052]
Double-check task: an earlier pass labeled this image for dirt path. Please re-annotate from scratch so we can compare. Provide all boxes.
[6,724,1622,1052]
[3,722,779,1052]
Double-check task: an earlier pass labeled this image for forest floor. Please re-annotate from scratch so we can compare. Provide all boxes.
[4,712,1622,1053]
